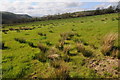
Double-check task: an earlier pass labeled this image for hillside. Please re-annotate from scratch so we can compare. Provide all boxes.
[1,11,32,24]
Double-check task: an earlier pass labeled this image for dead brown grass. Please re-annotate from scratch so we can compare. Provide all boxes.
[37,43,48,53]
[76,43,85,52]
[101,33,118,56]
[50,60,70,79]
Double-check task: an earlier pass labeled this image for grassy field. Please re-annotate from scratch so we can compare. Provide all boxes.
[1,13,119,78]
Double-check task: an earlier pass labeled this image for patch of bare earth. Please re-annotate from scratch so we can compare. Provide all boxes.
[86,56,119,78]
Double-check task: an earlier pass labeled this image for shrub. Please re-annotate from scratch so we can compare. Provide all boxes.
[14,38,27,43]
[101,33,118,56]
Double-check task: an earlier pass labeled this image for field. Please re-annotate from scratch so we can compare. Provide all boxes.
[1,13,119,78]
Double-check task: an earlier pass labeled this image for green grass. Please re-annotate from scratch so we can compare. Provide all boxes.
[1,13,118,78]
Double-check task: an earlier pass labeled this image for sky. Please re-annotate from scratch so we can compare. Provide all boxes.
[0,0,119,17]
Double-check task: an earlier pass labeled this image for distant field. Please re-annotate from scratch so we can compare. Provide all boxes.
[1,13,119,78]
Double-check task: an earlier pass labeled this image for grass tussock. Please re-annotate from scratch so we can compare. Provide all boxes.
[38,32,46,36]
[50,60,70,79]
[101,33,118,56]
[63,45,71,54]
[60,32,77,40]
[56,42,64,50]
[76,43,85,53]
[0,42,5,49]
[76,43,93,57]
[111,48,120,59]
[48,47,58,54]
[37,43,48,53]
[14,38,27,43]
[27,42,37,48]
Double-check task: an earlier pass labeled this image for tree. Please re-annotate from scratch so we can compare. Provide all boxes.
[106,6,115,13]
[116,1,120,12]
[94,7,101,15]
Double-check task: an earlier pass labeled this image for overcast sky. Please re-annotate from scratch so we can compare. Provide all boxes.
[0,0,118,17]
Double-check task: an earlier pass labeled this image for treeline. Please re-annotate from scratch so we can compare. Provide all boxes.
[3,2,120,24]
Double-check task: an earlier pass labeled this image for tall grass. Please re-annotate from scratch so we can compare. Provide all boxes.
[50,60,70,79]
[101,33,118,56]
[76,43,93,57]
[37,43,48,53]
